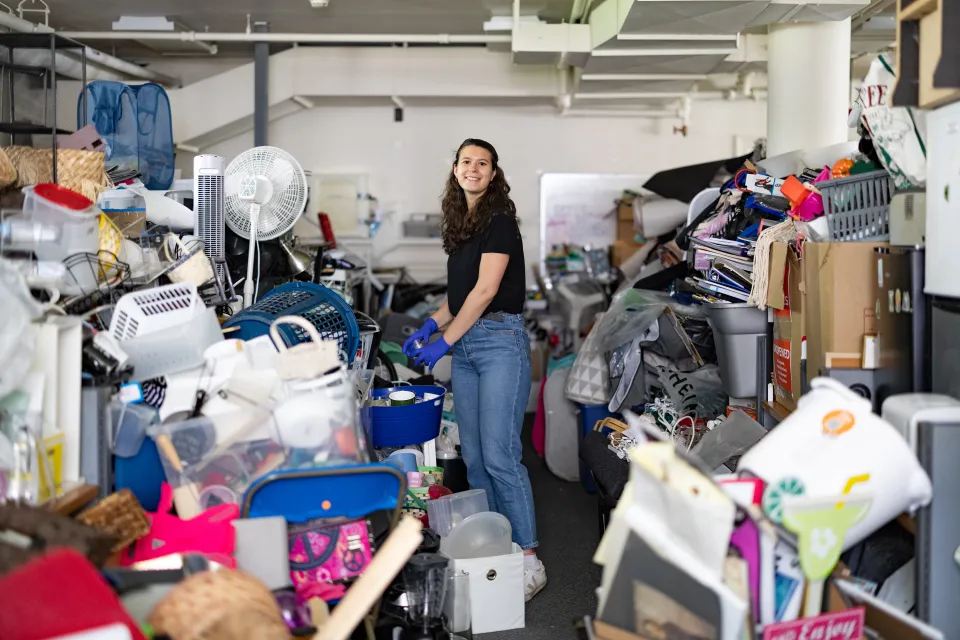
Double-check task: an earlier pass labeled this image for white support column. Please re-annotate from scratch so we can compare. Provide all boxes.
[766,19,852,157]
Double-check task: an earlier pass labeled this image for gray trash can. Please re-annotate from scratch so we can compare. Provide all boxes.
[706,303,768,398]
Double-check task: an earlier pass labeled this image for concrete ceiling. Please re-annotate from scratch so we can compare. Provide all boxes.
[30,0,895,117]
[40,0,575,34]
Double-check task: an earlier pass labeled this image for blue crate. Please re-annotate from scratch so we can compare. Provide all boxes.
[222,282,360,364]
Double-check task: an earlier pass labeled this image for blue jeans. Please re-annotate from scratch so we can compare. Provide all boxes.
[451,313,537,550]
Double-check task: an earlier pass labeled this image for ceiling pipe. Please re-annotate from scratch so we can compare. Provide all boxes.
[56,30,512,45]
[851,0,896,31]
[560,108,679,118]
[0,12,179,85]
[569,0,591,23]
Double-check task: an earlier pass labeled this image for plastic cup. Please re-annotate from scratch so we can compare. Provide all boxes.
[389,390,416,406]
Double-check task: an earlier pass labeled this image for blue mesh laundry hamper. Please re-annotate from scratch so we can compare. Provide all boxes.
[78,81,175,191]
[79,81,138,179]
[222,282,361,365]
[131,83,175,190]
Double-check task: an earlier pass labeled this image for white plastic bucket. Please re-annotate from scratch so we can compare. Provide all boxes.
[22,184,98,262]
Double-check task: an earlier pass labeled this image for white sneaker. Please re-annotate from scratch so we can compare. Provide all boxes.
[523,560,547,602]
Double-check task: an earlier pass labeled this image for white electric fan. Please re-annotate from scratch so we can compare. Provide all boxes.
[224,147,308,307]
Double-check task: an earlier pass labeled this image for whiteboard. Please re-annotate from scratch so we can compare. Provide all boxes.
[539,172,649,266]
[540,173,650,263]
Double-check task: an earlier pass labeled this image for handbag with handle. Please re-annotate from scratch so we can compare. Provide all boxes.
[269,315,341,381]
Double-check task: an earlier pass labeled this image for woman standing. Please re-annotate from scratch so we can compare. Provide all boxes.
[403,138,545,601]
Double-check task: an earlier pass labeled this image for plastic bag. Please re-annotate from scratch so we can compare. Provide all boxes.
[850,54,927,189]
[0,259,42,399]
[655,364,727,417]
[593,288,703,355]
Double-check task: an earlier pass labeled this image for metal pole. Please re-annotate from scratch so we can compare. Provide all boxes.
[80,44,86,124]
[253,21,269,148]
[50,33,57,183]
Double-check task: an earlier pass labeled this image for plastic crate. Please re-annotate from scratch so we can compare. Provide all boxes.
[222,282,360,365]
[820,170,894,242]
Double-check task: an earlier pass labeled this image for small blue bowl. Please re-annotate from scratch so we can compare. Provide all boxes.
[363,385,446,449]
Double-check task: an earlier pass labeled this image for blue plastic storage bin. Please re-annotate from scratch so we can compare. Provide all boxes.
[222,282,360,365]
[578,404,620,494]
[362,386,446,448]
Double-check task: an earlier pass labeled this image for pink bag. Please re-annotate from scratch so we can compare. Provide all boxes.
[288,519,374,603]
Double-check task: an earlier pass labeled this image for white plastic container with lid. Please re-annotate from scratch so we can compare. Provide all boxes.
[426,488,489,537]
[22,183,99,262]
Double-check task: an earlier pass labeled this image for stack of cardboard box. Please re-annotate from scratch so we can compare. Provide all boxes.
[612,196,644,267]
[766,241,913,412]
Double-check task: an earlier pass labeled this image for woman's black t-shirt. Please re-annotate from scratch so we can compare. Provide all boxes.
[447,213,525,316]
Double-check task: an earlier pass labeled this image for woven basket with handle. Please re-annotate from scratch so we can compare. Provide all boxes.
[76,489,150,553]
[1,146,110,200]
[148,569,292,640]
[0,147,17,188]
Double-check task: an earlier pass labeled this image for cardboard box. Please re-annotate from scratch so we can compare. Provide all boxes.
[611,240,643,267]
[803,242,886,382]
[618,197,635,221]
[767,242,804,411]
[617,217,637,244]
[106,211,146,239]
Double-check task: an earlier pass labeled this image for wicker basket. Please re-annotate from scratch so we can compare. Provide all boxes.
[76,489,150,552]
[148,569,292,640]
[0,147,17,188]
[1,146,110,200]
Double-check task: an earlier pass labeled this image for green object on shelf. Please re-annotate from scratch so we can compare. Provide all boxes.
[380,341,407,364]
[850,160,881,175]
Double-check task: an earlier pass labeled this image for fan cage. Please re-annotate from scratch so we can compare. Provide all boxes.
[223,146,308,241]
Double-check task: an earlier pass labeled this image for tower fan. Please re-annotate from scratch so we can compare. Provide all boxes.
[194,154,234,302]
[224,146,308,307]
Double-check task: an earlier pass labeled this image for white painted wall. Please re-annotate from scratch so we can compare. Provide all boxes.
[192,100,767,281]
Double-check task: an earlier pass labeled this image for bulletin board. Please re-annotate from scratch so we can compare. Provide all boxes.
[539,172,650,266]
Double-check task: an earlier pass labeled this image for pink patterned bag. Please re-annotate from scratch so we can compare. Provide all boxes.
[287,519,374,603]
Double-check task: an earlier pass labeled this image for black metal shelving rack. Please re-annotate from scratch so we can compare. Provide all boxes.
[0,32,88,183]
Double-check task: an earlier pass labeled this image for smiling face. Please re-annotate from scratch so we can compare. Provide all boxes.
[454,145,496,199]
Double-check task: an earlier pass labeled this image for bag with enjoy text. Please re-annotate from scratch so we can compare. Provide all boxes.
[849,54,927,190]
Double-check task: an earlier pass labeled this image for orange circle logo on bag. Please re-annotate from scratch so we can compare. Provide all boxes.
[822,409,856,436]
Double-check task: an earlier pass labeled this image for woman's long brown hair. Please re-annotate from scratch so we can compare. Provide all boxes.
[439,138,517,255]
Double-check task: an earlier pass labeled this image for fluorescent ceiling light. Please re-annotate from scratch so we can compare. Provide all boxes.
[112,16,175,31]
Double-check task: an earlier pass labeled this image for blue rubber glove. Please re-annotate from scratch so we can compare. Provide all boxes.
[403,318,438,356]
[413,336,451,369]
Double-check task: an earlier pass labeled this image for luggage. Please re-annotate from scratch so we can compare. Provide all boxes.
[543,368,581,482]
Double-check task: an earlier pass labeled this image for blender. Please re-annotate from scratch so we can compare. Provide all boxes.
[402,553,451,639]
